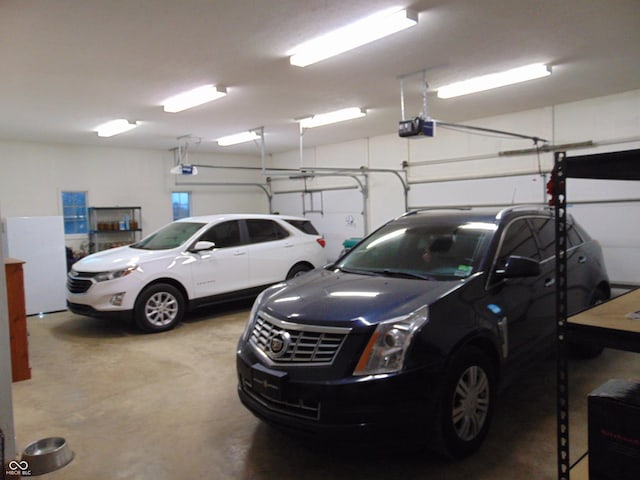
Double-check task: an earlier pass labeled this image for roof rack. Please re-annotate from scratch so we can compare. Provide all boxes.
[495,203,551,219]
[402,206,472,217]
[403,203,551,218]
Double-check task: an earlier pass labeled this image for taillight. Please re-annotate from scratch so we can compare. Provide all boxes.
[316,238,326,248]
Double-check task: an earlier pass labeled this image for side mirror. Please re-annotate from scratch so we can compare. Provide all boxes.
[502,255,541,278]
[190,240,216,253]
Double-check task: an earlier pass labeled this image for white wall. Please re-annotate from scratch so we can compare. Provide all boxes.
[0,142,269,253]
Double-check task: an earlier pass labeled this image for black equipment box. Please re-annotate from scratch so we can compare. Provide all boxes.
[588,378,640,480]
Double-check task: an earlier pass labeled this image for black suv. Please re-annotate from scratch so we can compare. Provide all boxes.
[236,207,610,458]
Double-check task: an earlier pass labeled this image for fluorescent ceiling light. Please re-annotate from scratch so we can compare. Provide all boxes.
[163,85,227,113]
[289,8,418,67]
[216,131,261,146]
[437,63,551,99]
[299,107,366,128]
[95,119,139,137]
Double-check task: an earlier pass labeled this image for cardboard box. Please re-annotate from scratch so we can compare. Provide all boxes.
[588,378,640,480]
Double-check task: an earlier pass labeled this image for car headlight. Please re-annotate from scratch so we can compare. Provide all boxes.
[353,305,429,376]
[94,265,137,282]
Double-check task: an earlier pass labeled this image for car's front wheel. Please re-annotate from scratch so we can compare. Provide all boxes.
[436,346,496,459]
[134,283,185,333]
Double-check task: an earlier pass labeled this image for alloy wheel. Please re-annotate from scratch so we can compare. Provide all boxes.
[451,365,490,442]
[145,291,179,327]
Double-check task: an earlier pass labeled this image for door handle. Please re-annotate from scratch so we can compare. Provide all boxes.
[545,278,555,287]
[578,256,587,264]
[234,250,247,256]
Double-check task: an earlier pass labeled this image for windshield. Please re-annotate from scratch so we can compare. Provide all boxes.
[131,222,205,250]
[337,220,496,281]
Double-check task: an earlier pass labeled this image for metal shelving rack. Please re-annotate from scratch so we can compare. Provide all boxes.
[553,148,640,479]
[88,206,142,253]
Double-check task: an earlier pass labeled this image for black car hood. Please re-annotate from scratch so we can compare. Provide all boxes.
[261,268,466,329]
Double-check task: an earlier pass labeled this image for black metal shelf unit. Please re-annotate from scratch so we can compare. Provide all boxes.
[553,148,640,479]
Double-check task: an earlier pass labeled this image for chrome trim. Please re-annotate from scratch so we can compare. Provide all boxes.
[497,316,509,359]
[495,205,552,220]
[257,311,351,334]
[249,311,351,367]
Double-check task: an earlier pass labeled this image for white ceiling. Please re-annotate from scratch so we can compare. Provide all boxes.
[1,0,639,156]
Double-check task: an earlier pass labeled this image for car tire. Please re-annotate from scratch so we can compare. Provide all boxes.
[569,288,609,358]
[286,263,312,279]
[134,283,185,333]
[436,346,496,459]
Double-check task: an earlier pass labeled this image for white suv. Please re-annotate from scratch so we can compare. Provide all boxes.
[67,214,327,332]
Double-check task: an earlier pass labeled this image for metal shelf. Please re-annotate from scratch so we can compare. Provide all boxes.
[553,148,640,480]
[88,206,142,252]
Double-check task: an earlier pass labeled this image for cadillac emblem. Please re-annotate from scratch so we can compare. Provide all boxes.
[268,331,291,359]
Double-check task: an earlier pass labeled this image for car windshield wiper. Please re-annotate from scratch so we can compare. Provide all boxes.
[334,266,379,276]
[378,269,436,281]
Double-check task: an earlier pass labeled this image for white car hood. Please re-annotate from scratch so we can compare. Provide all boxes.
[72,245,172,273]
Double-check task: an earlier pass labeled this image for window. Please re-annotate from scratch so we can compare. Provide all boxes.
[529,217,556,260]
[285,219,319,235]
[61,191,88,234]
[567,222,584,247]
[132,222,205,250]
[339,221,492,280]
[246,219,289,244]
[496,219,540,268]
[172,192,191,220]
[199,221,242,248]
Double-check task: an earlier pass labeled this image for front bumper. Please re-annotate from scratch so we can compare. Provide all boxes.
[236,344,443,439]
[67,301,133,320]
[66,272,144,314]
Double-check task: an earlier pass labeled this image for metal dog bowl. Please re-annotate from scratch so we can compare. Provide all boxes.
[21,437,74,476]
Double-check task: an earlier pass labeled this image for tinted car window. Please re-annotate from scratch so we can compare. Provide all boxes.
[246,219,289,244]
[199,220,242,248]
[286,219,319,235]
[567,222,583,247]
[529,217,555,260]
[496,219,540,268]
[339,220,494,280]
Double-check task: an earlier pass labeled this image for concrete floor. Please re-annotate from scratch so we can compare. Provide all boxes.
[10,302,640,479]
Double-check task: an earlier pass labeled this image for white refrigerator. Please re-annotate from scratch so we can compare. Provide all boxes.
[3,216,68,315]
